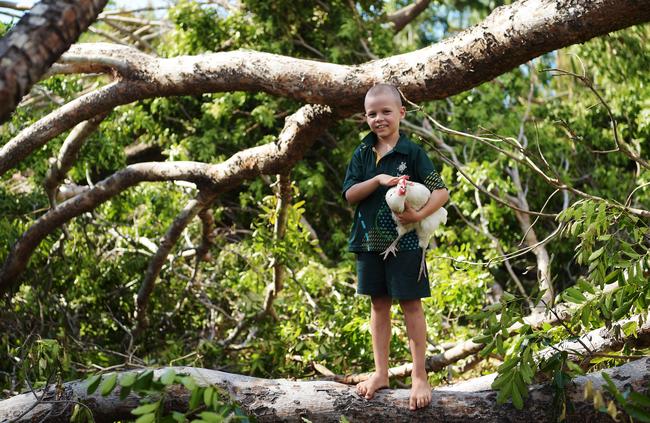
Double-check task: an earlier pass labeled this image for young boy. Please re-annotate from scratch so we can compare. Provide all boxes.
[342,84,449,410]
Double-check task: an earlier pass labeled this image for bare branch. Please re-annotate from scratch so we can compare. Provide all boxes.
[133,196,208,337]
[0,104,335,295]
[44,112,109,207]
[262,172,291,318]
[387,0,431,33]
[0,1,32,11]
[2,0,648,174]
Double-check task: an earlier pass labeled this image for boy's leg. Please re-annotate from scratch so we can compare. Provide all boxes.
[399,298,431,410]
[356,295,392,400]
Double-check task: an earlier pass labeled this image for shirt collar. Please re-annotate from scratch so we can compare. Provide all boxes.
[361,131,409,154]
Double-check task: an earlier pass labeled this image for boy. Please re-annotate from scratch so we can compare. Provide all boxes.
[342,84,449,410]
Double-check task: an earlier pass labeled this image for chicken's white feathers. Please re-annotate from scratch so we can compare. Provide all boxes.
[384,177,447,249]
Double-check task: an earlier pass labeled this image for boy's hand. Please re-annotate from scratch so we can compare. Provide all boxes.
[374,174,400,187]
[396,203,421,224]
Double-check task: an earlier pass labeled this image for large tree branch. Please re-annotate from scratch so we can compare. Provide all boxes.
[2,0,649,176]
[387,0,431,33]
[1,358,649,422]
[0,104,334,295]
[0,0,109,122]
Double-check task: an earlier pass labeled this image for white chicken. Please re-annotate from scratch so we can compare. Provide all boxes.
[382,175,447,280]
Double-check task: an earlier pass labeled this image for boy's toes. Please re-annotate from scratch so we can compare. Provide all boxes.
[409,378,432,410]
[356,384,366,397]
[355,374,388,401]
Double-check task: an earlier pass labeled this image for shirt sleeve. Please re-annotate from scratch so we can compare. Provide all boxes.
[415,147,447,191]
[341,146,364,200]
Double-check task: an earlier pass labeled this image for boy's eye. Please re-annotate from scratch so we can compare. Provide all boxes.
[367,113,376,118]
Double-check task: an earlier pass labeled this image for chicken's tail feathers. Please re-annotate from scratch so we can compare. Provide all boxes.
[431,206,448,227]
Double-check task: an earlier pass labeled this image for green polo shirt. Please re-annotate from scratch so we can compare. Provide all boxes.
[342,132,447,253]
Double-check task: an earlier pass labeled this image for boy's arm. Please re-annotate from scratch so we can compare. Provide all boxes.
[345,174,400,205]
[396,189,448,224]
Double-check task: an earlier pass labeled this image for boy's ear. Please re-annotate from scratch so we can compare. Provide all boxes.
[399,106,406,118]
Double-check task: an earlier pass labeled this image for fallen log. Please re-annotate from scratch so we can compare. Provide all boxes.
[1,358,648,422]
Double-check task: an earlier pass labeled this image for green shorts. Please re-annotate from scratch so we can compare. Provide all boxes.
[355,249,431,300]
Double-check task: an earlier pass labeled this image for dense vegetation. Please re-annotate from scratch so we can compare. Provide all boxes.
[1,0,649,420]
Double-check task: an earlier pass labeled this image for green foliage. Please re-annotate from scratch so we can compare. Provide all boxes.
[582,372,650,422]
[78,369,251,423]
[1,2,650,421]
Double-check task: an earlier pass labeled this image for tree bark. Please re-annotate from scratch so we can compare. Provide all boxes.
[387,0,431,32]
[0,104,334,295]
[1,358,648,422]
[133,196,209,338]
[1,0,649,177]
[0,0,109,122]
[43,112,108,207]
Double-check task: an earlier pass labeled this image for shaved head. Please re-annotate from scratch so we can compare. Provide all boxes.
[365,84,402,107]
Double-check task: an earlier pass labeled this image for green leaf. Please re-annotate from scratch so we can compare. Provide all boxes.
[161,369,176,386]
[472,334,493,344]
[486,303,502,312]
[135,413,156,423]
[86,374,102,395]
[181,376,198,391]
[120,373,137,388]
[204,386,214,407]
[172,411,187,423]
[134,370,154,390]
[119,385,132,400]
[132,402,160,416]
[564,287,586,304]
[589,247,605,262]
[602,373,626,404]
[520,361,534,384]
[624,404,650,422]
[496,379,513,404]
[491,370,514,390]
[622,320,638,337]
[502,291,515,302]
[190,387,203,410]
[513,372,528,399]
[100,373,118,396]
[577,279,596,295]
[511,380,524,410]
[629,392,650,408]
[498,358,518,373]
[479,339,496,358]
[496,336,505,355]
[198,412,222,422]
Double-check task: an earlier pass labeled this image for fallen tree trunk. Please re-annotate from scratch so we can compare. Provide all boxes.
[1,359,648,422]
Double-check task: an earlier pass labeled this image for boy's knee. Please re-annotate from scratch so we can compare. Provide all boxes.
[371,295,392,311]
[399,298,423,314]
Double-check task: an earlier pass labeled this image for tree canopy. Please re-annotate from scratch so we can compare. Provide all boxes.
[0,0,649,421]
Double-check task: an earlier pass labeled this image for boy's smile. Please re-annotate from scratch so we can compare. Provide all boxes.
[364,93,406,145]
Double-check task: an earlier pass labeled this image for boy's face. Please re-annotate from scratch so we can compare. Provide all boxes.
[364,93,405,142]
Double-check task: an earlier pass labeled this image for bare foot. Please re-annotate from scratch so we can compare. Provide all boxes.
[409,374,431,410]
[356,372,389,400]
